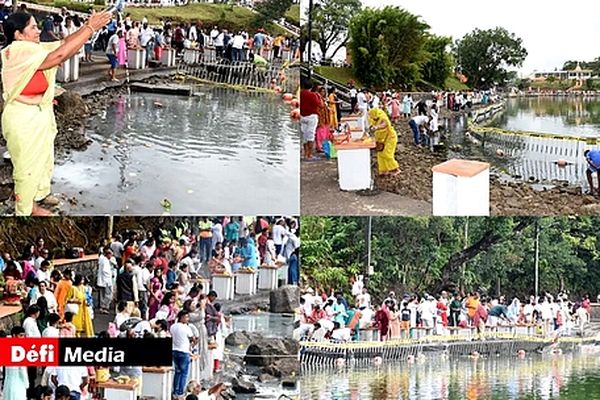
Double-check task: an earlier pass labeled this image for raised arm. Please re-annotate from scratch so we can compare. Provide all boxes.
[39,11,112,70]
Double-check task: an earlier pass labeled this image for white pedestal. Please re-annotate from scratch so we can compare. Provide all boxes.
[189,354,200,383]
[98,382,138,400]
[161,48,176,67]
[235,272,257,295]
[336,147,373,191]
[69,55,79,81]
[141,367,172,399]
[56,57,71,83]
[212,275,234,300]
[258,266,278,291]
[279,263,289,285]
[432,159,490,216]
[127,49,146,69]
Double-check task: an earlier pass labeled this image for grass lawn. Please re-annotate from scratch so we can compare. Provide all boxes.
[314,66,363,87]
[127,3,255,27]
[444,76,470,91]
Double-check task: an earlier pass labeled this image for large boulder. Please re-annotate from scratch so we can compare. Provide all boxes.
[269,285,300,313]
[225,330,263,346]
[231,376,257,394]
[244,338,299,367]
[262,358,300,378]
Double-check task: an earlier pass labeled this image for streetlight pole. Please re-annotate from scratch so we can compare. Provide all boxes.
[366,216,373,276]
[534,219,540,299]
[307,0,314,78]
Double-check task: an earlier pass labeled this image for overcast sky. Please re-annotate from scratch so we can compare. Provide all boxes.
[304,0,600,75]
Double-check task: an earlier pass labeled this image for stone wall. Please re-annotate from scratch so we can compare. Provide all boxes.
[53,255,100,288]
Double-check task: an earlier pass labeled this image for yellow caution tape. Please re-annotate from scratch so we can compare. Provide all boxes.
[468,102,600,144]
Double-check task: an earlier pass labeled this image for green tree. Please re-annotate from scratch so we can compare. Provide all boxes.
[421,35,453,89]
[348,6,430,89]
[454,27,528,89]
[253,0,293,28]
[309,0,362,61]
[301,216,600,302]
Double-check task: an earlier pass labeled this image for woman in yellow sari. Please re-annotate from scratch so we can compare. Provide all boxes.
[368,108,400,176]
[327,87,339,129]
[1,11,111,215]
[66,274,94,337]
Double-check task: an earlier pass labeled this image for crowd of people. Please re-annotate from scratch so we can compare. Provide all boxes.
[0,216,300,400]
[300,77,500,176]
[293,275,594,343]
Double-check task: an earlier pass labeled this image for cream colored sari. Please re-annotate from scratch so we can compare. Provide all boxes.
[1,40,61,215]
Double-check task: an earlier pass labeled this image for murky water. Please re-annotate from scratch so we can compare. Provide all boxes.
[53,88,299,214]
[443,98,600,187]
[300,352,600,400]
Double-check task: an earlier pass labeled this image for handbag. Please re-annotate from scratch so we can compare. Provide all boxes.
[375,128,389,152]
[65,303,79,315]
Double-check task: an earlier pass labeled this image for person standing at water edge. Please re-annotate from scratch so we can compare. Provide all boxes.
[584,149,600,195]
[171,310,197,399]
[1,11,111,216]
[300,80,321,161]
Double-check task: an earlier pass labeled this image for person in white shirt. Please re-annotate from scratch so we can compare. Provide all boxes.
[35,248,49,270]
[409,114,430,146]
[351,275,364,298]
[209,26,219,45]
[171,310,197,398]
[35,260,51,284]
[272,219,287,255]
[30,281,58,313]
[356,287,371,309]
[23,305,41,337]
[42,313,61,337]
[231,32,245,62]
[97,249,115,314]
[50,366,88,397]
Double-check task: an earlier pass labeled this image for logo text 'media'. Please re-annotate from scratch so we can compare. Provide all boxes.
[0,338,172,367]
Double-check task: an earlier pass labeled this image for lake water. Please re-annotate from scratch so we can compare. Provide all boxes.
[444,97,600,187]
[53,88,299,214]
[491,97,600,138]
[299,352,600,400]
[231,312,294,339]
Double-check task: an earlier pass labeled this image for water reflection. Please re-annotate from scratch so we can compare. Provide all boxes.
[53,88,299,214]
[491,97,600,137]
[300,353,600,400]
[230,313,293,338]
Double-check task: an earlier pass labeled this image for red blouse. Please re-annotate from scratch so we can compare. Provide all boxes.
[21,70,48,96]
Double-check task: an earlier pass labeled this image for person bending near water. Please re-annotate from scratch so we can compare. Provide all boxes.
[1,11,112,216]
[585,149,600,195]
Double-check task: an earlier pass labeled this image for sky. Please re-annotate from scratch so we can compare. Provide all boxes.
[304,0,600,76]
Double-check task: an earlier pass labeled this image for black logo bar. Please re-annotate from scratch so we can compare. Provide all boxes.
[58,338,173,366]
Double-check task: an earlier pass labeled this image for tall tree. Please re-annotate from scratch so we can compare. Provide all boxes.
[310,0,362,60]
[348,6,430,89]
[454,27,527,89]
[421,35,454,89]
[253,0,293,28]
